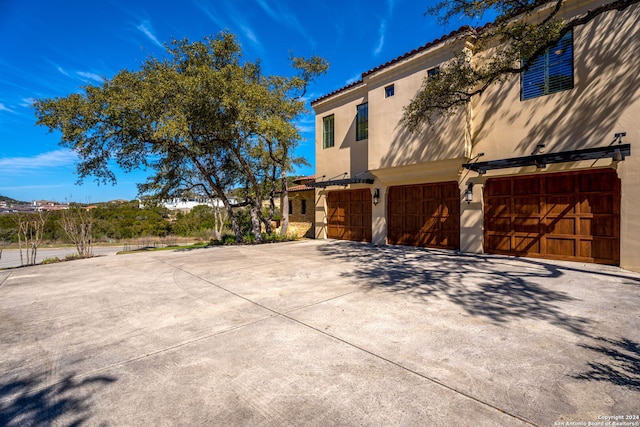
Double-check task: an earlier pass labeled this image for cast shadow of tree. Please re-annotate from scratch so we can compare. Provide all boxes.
[317,241,640,392]
[317,241,639,336]
[574,337,640,391]
[0,372,116,426]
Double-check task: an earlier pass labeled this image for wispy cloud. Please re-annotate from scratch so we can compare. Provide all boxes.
[240,25,259,46]
[57,65,70,77]
[346,73,362,85]
[77,71,104,83]
[193,0,227,29]
[254,0,315,47]
[136,20,164,49]
[194,0,263,51]
[294,113,315,134]
[20,98,35,108]
[373,19,387,56]
[0,103,16,114]
[0,150,77,173]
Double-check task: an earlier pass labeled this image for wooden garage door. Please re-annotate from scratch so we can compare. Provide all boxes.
[387,182,460,250]
[327,189,372,242]
[484,169,620,265]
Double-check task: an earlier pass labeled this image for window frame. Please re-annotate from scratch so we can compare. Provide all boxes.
[384,84,395,98]
[356,102,368,141]
[322,114,335,149]
[301,199,307,215]
[521,30,574,101]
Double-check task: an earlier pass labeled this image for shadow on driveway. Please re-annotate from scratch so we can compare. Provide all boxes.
[316,241,640,392]
[575,337,640,391]
[0,372,116,426]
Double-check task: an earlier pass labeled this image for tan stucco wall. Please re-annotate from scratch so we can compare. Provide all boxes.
[469,1,640,271]
[312,0,640,271]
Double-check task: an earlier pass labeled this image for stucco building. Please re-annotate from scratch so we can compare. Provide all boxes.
[311,0,639,272]
[284,175,315,238]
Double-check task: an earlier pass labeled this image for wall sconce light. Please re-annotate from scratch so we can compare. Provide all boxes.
[373,188,380,205]
[464,183,473,204]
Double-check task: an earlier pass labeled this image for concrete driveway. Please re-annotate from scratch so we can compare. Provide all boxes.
[0,240,638,426]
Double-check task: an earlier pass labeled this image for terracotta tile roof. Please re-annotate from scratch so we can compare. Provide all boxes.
[293,174,316,184]
[288,184,314,192]
[311,25,478,106]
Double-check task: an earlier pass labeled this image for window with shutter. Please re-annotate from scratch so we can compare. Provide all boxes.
[521,31,573,100]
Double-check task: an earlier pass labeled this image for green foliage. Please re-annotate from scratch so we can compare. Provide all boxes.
[403,0,638,131]
[33,32,328,243]
[261,232,296,243]
[172,205,219,237]
[92,202,170,239]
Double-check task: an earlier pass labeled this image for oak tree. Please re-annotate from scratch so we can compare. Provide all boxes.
[35,32,328,243]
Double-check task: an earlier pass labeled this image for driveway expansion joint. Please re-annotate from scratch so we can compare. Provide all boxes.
[158,257,539,427]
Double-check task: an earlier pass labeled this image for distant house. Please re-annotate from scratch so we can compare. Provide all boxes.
[32,200,69,212]
[283,175,315,238]
[138,194,238,212]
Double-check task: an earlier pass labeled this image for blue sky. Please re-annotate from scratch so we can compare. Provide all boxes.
[0,0,472,203]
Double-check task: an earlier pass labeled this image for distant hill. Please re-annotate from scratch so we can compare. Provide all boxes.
[0,195,27,205]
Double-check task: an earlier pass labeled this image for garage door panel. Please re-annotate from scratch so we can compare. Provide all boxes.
[514,177,540,194]
[580,173,619,192]
[423,200,440,216]
[515,197,542,214]
[581,194,615,214]
[488,180,512,196]
[546,217,577,235]
[547,174,576,194]
[591,238,618,260]
[488,235,512,251]
[485,169,620,265]
[486,197,511,216]
[514,217,540,233]
[388,182,460,250]
[327,190,372,242]
[419,232,438,246]
[589,217,616,237]
[492,217,512,233]
[440,217,460,231]
[546,238,576,256]
[547,195,577,214]
[513,236,540,253]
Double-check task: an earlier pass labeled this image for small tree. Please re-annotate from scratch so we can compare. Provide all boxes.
[15,211,48,266]
[59,205,94,258]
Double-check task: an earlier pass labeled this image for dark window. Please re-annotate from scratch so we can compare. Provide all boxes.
[356,103,368,141]
[301,199,307,215]
[427,67,440,79]
[288,200,293,215]
[385,84,394,97]
[521,31,573,100]
[323,114,335,148]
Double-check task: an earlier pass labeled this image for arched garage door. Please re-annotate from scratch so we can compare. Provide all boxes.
[387,182,460,250]
[327,189,372,242]
[484,169,620,265]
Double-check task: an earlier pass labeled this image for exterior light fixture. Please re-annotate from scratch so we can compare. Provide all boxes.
[373,188,380,205]
[464,183,474,204]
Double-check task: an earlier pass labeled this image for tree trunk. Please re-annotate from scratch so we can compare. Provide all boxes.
[249,200,264,243]
[280,170,289,236]
[224,204,242,243]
